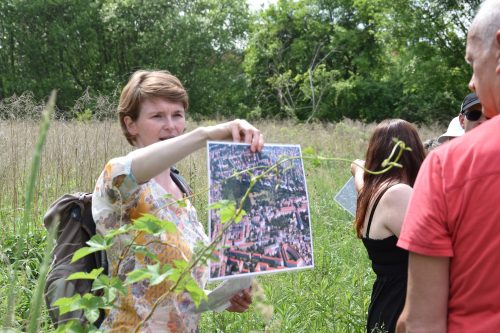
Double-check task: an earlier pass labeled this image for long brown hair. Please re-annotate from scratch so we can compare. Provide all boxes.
[354,119,426,238]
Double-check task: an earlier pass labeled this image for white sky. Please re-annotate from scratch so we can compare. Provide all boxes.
[247,0,277,12]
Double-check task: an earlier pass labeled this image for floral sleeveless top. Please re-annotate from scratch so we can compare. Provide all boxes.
[92,154,209,332]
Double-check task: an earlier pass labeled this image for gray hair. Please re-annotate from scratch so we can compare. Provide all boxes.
[471,0,500,46]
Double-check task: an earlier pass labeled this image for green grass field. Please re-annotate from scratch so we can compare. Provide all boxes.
[0,118,442,332]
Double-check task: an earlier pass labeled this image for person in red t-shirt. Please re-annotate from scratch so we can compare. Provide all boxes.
[396,1,500,332]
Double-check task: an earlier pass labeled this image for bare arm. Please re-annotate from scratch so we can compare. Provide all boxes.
[396,253,449,333]
[130,119,264,184]
[382,184,412,238]
[350,159,365,193]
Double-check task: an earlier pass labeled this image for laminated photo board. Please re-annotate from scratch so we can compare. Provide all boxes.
[207,141,314,281]
[193,276,254,313]
[334,176,357,217]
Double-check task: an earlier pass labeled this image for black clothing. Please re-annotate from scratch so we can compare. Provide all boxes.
[361,186,408,333]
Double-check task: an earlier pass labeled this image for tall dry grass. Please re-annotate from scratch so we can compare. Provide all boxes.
[0,118,442,219]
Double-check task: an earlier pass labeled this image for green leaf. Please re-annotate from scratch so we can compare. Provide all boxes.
[72,234,112,263]
[132,245,159,262]
[92,275,126,306]
[125,267,152,285]
[67,268,104,281]
[184,277,207,307]
[176,199,187,208]
[54,320,85,333]
[311,156,321,167]
[167,267,183,285]
[125,263,173,286]
[132,213,177,235]
[92,274,110,291]
[173,259,189,270]
[71,247,102,263]
[302,145,316,156]
[234,209,246,223]
[109,277,127,295]
[103,287,118,305]
[150,264,174,286]
[80,294,104,325]
[83,307,100,325]
[208,199,231,210]
[220,204,236,223]
[53,294,82,315]
[104,224,131,240]
[92,275,126,295]
[86,234,111,250]
[211,200,238,224]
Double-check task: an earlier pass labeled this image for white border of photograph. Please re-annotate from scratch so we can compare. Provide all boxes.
[207,141,314,281]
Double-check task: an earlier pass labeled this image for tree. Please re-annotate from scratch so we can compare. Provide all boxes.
[0,0,251,118]
[244,0,393,121]
[243,0,479,124]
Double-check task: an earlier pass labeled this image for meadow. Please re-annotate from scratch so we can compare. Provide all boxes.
[0,114,442,332]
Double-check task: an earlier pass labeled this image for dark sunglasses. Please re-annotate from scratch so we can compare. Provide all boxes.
[464,109,482,121]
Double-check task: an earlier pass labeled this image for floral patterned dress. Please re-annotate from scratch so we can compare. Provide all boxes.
[92,154,209,332]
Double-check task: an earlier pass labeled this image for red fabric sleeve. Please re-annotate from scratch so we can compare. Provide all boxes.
[397,152,453,257]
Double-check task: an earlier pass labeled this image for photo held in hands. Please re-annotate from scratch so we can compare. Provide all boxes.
[207,141,314,281]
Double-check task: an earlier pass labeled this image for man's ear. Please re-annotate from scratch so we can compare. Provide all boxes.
[496,30,500,74]
[124,116,138,136]
[458,114,465,129]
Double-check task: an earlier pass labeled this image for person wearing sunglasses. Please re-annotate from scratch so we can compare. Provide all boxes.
[432,92,486,150]
[458,92,487,132]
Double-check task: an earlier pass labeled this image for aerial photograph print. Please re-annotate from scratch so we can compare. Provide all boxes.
[208,142,314,281]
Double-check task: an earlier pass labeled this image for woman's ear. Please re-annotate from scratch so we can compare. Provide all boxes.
[124,116,138,136]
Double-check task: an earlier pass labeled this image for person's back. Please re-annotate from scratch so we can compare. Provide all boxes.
[396,1,500,331]
[352,119,426,332]
[398,115,500,330]
[361,184,411,333]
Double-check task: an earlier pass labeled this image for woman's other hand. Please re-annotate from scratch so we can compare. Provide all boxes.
[205,119,264,153]
[226,288,252,313]
[350,159,365,177]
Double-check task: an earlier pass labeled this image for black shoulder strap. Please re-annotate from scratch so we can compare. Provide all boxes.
[170,167,192,197]
[366,186,393,238]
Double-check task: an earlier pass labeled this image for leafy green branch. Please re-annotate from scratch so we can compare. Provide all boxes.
[302,137,411,174]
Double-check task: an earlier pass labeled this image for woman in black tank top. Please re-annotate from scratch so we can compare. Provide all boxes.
[351,119,426,332]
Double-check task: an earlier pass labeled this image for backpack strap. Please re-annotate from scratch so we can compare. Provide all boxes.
[75,194,108,276]
[44,193,85,229]
[170,167,192,197]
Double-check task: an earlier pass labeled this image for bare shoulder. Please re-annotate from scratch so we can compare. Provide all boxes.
[379,184,413,236]
[380,183,412,206]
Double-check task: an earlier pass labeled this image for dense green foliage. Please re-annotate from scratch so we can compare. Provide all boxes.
[244,0,481,123]
[0,0,250,118]
[0,0,481,123]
